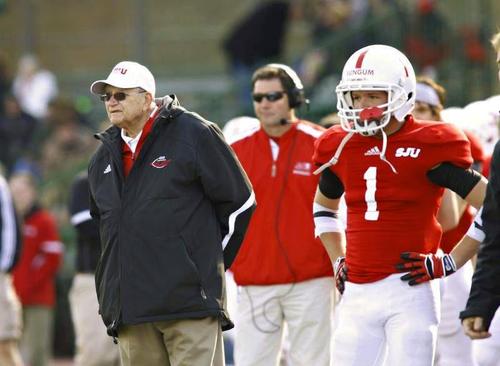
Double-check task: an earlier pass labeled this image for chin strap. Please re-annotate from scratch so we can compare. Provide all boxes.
[313,132,354,175]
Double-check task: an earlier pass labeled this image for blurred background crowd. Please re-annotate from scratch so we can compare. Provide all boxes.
[0,0,499,363]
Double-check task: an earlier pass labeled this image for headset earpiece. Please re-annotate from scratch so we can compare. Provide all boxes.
[266,63,306,109]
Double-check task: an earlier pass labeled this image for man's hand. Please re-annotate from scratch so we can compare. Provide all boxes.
[462,317,491,339]
[396,252,457,285]
[334,256,347,294]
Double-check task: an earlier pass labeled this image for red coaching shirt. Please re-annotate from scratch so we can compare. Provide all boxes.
[230,121,333,285]
[313,116,472,284]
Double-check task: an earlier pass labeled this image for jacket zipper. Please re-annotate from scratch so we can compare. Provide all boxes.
[98,135,125,338]
[270,139,279,177]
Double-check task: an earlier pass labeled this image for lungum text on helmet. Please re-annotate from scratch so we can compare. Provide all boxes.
[346,69,374,76]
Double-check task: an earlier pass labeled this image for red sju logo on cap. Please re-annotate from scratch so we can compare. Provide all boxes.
[151,156,171,169]
[113,67,128,75]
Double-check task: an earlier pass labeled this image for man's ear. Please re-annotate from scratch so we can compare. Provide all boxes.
[144,92,154,109]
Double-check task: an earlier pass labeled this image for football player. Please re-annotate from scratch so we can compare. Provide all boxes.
[312,44,487,365]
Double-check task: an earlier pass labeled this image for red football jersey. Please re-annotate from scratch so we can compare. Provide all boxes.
[313,116,472,283]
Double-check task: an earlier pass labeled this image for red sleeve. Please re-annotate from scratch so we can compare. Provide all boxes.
[312,126,344,165]
[464,130,486,164]
[426,122,473,168]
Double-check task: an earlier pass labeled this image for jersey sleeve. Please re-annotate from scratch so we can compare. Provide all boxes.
[312,126,344,166]
[464,130,486,164]
[426,122,473,168]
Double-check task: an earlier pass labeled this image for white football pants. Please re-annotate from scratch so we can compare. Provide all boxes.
[331,273,440,366]
[436,261,477,366]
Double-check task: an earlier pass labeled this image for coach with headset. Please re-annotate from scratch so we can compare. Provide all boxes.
[229,64,334,366]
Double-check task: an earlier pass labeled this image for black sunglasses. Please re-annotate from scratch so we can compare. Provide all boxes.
[252,91,286,103]
[100,90,146,102]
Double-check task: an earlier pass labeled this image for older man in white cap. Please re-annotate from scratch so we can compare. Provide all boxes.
[87,61,256,366]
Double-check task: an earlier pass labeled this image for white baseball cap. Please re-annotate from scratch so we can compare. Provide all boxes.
[90,61,156,97]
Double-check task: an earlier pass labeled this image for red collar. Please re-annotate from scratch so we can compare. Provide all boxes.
[121,108,160,177]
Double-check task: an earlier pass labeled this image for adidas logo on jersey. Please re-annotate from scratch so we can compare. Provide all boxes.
[364,146,381,156]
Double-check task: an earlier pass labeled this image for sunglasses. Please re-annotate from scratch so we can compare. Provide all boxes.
[100,90,146,102]
[252,91,286,103]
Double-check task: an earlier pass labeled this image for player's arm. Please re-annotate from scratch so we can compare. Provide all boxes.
[436,189,460,232]
[314,168,346,292]
[397,206,483,285]
[314,189,345,263]
[396,163,487,285]
[449,207,484,268]
[427,162,487,209]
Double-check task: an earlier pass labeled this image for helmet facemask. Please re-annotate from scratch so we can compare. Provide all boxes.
[336,83,407,136]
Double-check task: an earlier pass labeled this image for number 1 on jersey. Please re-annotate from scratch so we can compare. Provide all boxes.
[363,167,379,221]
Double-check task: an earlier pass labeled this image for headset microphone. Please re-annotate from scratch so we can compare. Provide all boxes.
[279,118,290,126]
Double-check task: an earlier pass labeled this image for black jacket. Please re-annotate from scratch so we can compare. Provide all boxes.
[460,140,500,330]
[88,96,255,337]
[69,172,101,273]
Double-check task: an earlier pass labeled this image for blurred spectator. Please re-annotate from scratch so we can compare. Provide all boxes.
[10,170,63,366]
[68,171,120,366]
[40,98,96,173]
[0,94,38,173]
[460,25,489,66]
[309,0,352,44]
[222,0,302,113]
[38,97,97,222]
[299,0,353,87]
[12,54,58,120]
[0,171,23,366]
[404,0,450,78]
[0,51,12,116]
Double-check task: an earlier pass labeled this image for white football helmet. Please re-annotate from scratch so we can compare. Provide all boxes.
[336,44,416,136]
[463,100,499,156]
[442,102,499,156]
[440,107,464,125]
